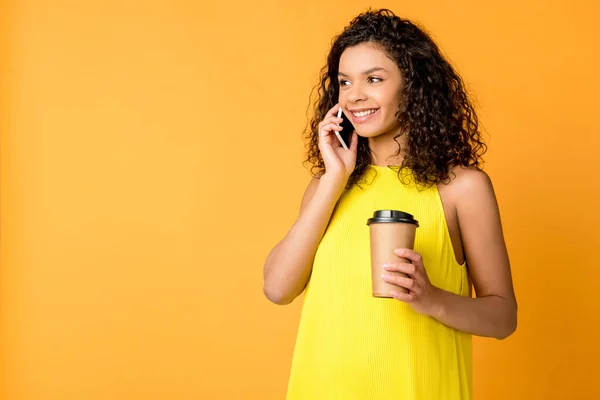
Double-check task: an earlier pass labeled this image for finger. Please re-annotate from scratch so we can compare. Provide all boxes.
[325,103,341,119]
[322,116,344,127]
[394,248,423,265]
[390,291,414,302]
[382,262,415,275]
[320,123,343,137]
[325,118,344,128]
[381,274,414,290]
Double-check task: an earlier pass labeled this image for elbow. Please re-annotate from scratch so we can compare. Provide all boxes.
[263,264,305,305]
[496,321,516,340]
[263,282,294,305]
[496,302,518,340]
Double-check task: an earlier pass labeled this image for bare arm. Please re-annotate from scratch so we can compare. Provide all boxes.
[263,173,346,305]
[383,169,517,339]
[432,169,517,339]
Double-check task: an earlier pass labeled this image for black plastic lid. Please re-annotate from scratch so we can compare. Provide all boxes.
[366,210,419,227]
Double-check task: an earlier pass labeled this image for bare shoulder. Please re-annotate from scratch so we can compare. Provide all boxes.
[443,165,495,200]
[435,166,494,266]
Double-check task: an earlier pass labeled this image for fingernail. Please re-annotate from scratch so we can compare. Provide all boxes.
[395,249,404,255]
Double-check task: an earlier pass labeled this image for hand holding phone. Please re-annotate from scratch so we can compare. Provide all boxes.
[316,103,358,180]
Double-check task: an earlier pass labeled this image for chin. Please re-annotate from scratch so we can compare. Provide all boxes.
[359,122,402,139]
[355,129,385,138]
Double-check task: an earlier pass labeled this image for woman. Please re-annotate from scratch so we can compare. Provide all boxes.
[263,8,517,399]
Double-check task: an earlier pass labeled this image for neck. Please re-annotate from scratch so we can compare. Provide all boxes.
[368,127,408,166]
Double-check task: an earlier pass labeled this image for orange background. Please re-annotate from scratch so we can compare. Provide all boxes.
[1,0,599,399]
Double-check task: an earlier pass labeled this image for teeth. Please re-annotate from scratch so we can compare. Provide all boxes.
[352,109,377,117]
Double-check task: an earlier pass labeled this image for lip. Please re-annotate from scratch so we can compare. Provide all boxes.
[349,108,380,124]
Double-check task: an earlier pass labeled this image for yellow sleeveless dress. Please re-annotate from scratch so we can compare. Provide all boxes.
[286,165,472,400]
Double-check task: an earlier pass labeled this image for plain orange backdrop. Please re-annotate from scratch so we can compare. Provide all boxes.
[1,0,599,399]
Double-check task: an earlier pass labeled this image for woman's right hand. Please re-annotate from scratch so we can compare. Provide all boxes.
[317,103,358,182]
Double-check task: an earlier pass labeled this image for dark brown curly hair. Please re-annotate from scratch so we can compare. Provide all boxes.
[302,8,487,188]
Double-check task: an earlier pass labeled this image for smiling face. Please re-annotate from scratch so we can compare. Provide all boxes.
[337,42,404,141]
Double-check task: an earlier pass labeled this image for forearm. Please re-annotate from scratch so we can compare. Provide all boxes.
[432,289,517,339]
[263,176,345,305]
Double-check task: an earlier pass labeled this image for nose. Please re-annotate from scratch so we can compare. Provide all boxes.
[346,82,367,103]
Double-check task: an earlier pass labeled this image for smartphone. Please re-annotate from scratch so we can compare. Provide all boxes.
[336,107,354,149]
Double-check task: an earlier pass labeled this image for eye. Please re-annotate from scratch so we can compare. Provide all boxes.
[338,77,382,86]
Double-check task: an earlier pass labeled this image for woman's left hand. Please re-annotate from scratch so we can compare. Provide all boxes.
[381,248,443,317]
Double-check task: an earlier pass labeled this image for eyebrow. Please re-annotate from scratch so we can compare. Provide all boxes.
[338,67,387,77]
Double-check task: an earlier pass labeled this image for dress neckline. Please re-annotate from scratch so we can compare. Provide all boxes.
[367,164,402,169]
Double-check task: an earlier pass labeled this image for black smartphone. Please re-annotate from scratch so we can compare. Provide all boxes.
[338,108,354,149]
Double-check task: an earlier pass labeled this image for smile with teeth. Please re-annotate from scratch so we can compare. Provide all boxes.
[352,109,378,117]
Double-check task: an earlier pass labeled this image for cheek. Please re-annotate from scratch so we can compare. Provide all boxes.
[382,102,400,124]
[384,94,402,122]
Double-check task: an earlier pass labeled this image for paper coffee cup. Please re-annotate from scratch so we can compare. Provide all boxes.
[367,210,419,298]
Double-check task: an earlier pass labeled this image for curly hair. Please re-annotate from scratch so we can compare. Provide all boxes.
[302,8,487,188]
